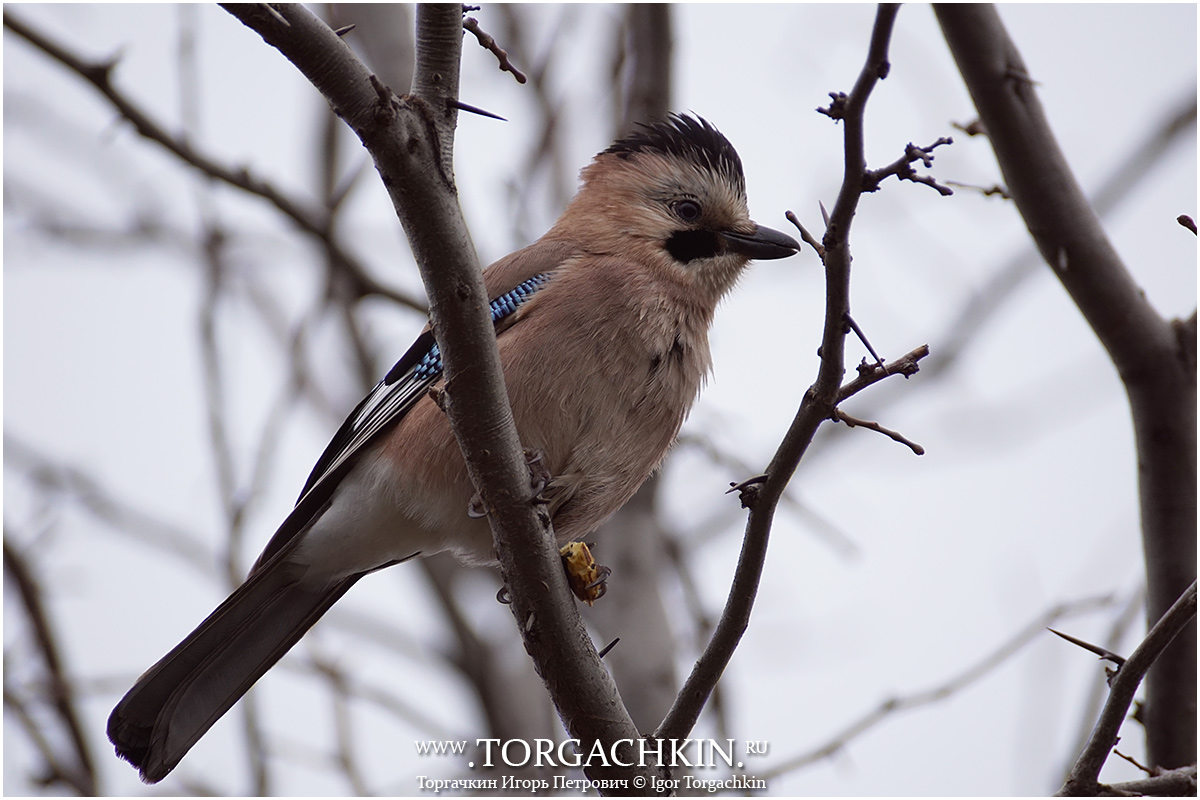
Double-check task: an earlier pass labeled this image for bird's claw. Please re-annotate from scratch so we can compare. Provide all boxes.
[467,492,488,518]
[524,448,551,501]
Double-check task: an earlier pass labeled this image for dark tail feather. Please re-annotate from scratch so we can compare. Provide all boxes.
[107,560,360,783]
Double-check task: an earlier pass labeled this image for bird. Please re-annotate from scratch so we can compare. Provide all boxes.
[107,113,799,783]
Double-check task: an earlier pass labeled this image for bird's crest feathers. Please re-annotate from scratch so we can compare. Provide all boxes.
[603,114,746,197]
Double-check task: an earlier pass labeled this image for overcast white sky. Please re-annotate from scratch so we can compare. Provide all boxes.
[4,4,1196,797]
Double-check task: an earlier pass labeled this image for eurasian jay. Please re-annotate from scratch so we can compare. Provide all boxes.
[108,113,799,783]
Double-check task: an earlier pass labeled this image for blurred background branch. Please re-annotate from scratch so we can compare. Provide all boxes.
[3,4,1194,795]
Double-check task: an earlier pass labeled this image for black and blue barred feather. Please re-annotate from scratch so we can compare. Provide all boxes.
[297,272,554,503]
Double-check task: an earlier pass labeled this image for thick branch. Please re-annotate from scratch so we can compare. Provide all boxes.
[936,4,1196,768]
[220,4,650,791]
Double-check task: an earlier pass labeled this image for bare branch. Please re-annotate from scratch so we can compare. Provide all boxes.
[814,88,1197,460]
[4,435,215,578]
[862,137,955,195]
[1056,582,1197,796]
[463,15,527,84]
[220,4,652,790]
[3,535,97,796]
[2,9,425,313]
[837,345,929,402]
[1107,765,1197,797]
[656,3,907,743]
[785,209,826,260]
[937,5,1197,768]
[831,408,925,455]
[617,4,672,134]
[764,593,1118,780]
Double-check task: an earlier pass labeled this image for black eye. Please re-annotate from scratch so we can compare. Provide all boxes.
[673,199,702,223]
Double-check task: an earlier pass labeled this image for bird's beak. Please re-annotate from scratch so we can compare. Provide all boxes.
[720,223,800,260]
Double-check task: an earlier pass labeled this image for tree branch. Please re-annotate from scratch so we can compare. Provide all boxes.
[936,4,1196,769]
[220,4,652,792]
[656,3,913,743]
[3,535,97,796]
[1056,582,1197,796]
[2,8,424,313]
[763,593,1118,780]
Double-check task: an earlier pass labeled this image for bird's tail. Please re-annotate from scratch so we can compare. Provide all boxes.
[107,558,360,783]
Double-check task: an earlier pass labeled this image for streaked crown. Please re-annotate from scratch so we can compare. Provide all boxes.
[603,114,747,199]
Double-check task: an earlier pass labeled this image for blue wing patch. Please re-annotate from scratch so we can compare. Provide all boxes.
[296,273,554,502]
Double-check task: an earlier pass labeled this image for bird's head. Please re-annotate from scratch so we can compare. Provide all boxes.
[550,114,799,304]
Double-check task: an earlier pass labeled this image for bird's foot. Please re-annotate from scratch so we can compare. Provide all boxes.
[524,448,551,501]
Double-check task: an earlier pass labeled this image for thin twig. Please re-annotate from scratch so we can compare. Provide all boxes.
[312,657,370,795]
[863,137,955,195]
[1107,765,1196,796]
[785,210,825,260]
[655,3,905,744]
[463,16,527,83]
[3,536,97,795]
[763,593,1118,780]
[2,10,425,313]
[836,344,929,402]
[1056,581,1197,796]
[831,408,925,455]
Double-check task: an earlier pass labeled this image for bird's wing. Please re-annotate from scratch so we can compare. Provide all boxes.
[248,239,578,575]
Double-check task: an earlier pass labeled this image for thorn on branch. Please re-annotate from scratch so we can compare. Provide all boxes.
[333,24,355,38]
[843,313,885,367]
[817,91,848,121]
[831,408,925,455]
[863,138,955,196]
[597,638,621,659]
[1004,65,1040,87]
[463,16,527,84]
[1177,214,1197,235]
[82,56,119,88]
[448,99,506,121]
[726,473,769,509]
[1048,627,1127,684]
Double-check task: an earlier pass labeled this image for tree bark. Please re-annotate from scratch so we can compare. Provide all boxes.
[935,4,1197,769]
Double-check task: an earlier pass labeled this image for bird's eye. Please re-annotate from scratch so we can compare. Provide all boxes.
[673,199,702,223]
